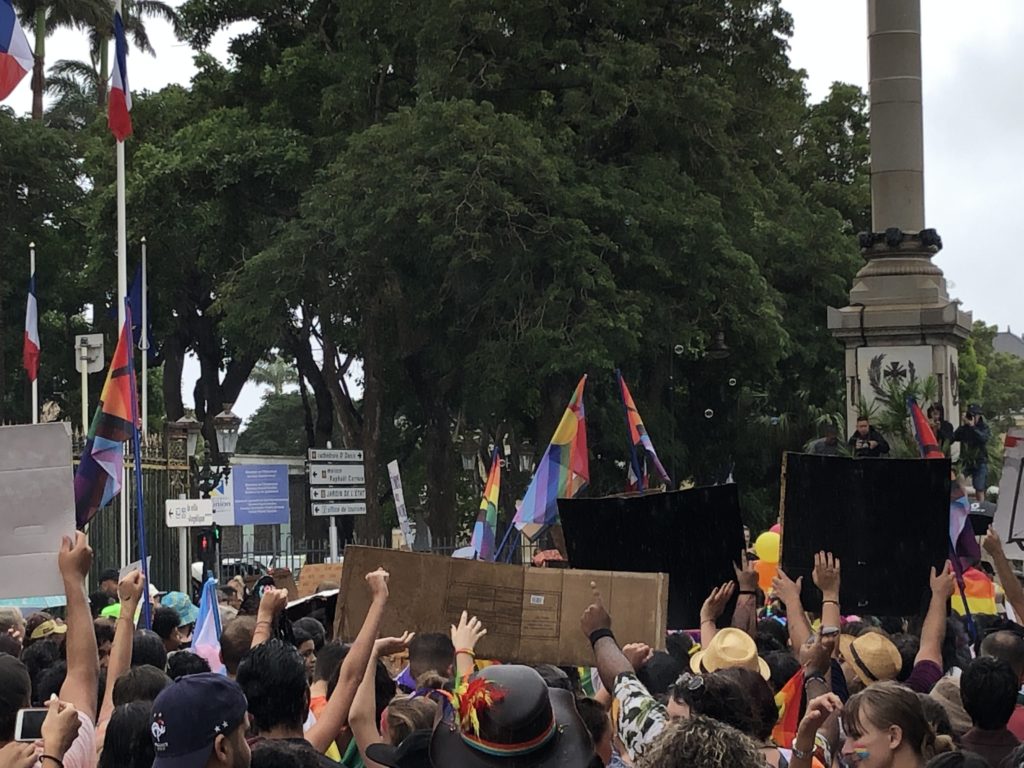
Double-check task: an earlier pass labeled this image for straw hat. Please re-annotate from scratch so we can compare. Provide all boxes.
[689,628,770,680]
[838,633,901,686]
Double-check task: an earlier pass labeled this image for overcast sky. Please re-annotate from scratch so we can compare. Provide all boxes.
[5,1,1021,423]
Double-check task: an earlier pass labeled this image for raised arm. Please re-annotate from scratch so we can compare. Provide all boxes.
[98,571,144,730]
[917,561,954,667]
[983,528,1024,619]
[731,553,759,636]
[251,587,290,648]
[772,568,811,649]
[352,633,414,768]
[813,552,842,630]
[306,568,389,753]
[699,581,735,647]
[450,611,487,681]
[58,532,99,722]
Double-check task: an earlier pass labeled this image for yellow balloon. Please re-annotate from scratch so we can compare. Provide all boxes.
[754,531,781,564]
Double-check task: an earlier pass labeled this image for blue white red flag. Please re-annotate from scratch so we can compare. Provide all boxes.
[108,4,132,140]
[0,0,32,101]
[192,576,225,674]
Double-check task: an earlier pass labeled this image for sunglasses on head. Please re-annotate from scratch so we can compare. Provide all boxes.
[669,672,704,701]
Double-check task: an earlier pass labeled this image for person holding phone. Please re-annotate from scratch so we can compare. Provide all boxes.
[954,404,991,502]
[847,416,890,458]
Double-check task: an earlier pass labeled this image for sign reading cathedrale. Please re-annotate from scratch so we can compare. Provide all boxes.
[559,485,745,630]
[780,452,950,617]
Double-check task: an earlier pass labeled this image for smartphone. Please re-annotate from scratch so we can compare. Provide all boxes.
[14,708,47,742]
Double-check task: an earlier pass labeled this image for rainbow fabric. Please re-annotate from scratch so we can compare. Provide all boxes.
[617,370,671,490]
[74,318,135,527]
[513,376,589,530]
[908,397,944,459]
[471,449,501,561]
[953,567,997,616]
[772,668,804,748]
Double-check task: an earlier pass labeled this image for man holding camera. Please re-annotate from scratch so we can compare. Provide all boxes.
[847,416,891,458]
[955,403,991,502]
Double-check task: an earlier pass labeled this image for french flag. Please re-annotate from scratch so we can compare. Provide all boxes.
[23,273,38,381]
[108,3,132,141]
[0,0,32,101]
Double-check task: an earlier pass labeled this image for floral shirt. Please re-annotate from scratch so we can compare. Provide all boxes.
[612,672,668,760]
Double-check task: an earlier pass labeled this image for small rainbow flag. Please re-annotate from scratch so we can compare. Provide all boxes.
[772,668,804,748]
[953,567,997,616]
[513,376,589,531]
[471,448,501,561]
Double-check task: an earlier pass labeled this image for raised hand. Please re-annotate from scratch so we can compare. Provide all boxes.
[797,693,843,738]
[450,611,487,652]
[733,551,758,593]
[983,526,1005,557]
[772,568,803,605]
[365,568,390,602]
[58,532,93,584]
[117,570,145,609]
[375,631,415,657]
[622,642,654,671]
[580,582,612,637]
[812,551,841,597]
[930,561,956,601]
[256,587,290,621]
[700,581,735,623]
[41,697,82,758]
[798,633,833,677]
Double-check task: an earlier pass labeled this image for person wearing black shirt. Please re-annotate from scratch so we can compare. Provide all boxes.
[847,416,890,458]
[954,404,991,502]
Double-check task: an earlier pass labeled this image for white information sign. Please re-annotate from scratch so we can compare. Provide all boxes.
[308,464,366,485]
[308,448,364,462]
[312,502,367,517]
[310,487,366,501]
[165,498,215,528]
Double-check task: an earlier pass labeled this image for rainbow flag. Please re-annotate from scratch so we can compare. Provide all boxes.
[908,397,944,459]
[953,567,997,616]
[74,318,135,527]
[772,668,804,748]
[617,370,671,490]
[471,448,501,561]
[513,376,589,530]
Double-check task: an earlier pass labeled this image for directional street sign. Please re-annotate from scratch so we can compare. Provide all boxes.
[310,487,366,501]
[308,448,364,462]
[312,502,368,517]
[165,498,214,528]
[308,464,365,485]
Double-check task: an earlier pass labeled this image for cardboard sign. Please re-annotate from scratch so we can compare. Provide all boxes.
[559,485,745,630]
[0,424,77,599]
[780,452,950,616]
[336,547,668,667]
[297,563,343,598]
[995,429,1024,550]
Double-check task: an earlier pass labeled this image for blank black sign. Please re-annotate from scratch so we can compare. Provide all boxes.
[780,453,951,617]
[559,486,744,629]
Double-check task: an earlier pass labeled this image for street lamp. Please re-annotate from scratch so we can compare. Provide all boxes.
[213,404,242,461]
[518,441,536,473]
[165,414,202,459]
[706,330,730,360]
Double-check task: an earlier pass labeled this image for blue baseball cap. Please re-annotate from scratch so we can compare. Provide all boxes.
[151,673,248,768]
[160,592,200,626]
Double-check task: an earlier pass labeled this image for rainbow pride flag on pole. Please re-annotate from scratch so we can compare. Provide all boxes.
[617,370,671,490]
[74,317,135,527]
[471,448,501,561]
[513,376,589,531]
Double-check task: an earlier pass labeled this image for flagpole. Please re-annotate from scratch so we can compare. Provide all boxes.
[140,237,148,435]
[117,140,129,567]
[125,298,152,629]
[29,243,37,424]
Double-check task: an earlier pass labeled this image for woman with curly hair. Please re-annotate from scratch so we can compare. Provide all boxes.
[637,714,764,768]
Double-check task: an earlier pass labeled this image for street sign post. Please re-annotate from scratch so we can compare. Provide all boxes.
[307,445,366,562]
[165,498,215,528]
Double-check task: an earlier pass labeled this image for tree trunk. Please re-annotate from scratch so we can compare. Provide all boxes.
[31,9,44,120]
[286,325,333,448]
[422,393,456,540]
[162,332,185,420]
[356,333,384,539]
[297,368,316,449]
[97,37,109,107]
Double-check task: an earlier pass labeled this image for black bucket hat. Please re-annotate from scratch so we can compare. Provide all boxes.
[429,665,594,767]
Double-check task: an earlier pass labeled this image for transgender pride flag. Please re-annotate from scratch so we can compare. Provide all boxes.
[193,576,225,675]
[0,0,31,101]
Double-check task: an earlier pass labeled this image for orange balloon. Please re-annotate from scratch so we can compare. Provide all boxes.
[754,560,778,593]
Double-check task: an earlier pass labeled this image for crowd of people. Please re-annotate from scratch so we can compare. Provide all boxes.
[3,523,1024,768]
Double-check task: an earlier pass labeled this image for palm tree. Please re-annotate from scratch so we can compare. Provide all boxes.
[252,356,299,396]
[89,0,181,107]
[45,57,101,129]
[13,0,108,120]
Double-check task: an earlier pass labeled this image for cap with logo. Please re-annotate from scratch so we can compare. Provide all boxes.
[151,672,248,768]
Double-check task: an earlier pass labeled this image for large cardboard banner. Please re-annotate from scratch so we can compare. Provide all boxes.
[994,429,1024,552]
[336,547,668,667]
[780,452,950,616]
[559,485,745,630]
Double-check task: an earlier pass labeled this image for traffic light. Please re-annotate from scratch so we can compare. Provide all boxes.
[196,527,217,578]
